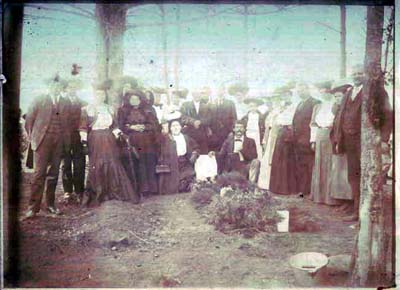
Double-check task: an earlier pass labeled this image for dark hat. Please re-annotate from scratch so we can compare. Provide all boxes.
[330,84,352,94]
[315,80,333,91]
[243,97,263,106]
[71,63,82,76]
[125,88,146,100]
[46,73,68,88]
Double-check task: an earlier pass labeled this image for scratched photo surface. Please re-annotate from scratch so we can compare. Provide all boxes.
[2,2,395,289]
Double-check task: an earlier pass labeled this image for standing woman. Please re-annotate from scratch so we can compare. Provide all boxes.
[119,89,160,196]
[309,83,343,205]
[269,98,298,195]
[258,93,284,190]
[80,82,140,205]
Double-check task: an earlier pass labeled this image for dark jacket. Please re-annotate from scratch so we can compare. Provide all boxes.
[218,133,257,172]
[25,94,71,151]
[210,98,237,135]
[180,100,211,153]
[330,85,393,154]
[118,105,160,154]
[292,97,320,147]
[158,134,199,195]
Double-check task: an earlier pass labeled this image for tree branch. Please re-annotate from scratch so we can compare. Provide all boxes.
[25,4,94,20]
[126,7,236,29]
[66,4,95,18]
[315,21,341,33]
[24,13,71,24]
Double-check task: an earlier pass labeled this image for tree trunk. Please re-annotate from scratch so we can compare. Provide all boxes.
[243,4,249,84]
[350,6,387,287]
[3,3,24,286]
[159,4,169,90]
[340,5,347,78]
[95,4,127,96]
[174,4,181,91]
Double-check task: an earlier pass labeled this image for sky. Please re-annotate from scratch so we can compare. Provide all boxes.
[20,3,394,112]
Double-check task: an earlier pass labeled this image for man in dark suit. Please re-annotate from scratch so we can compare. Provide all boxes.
[180,87,212,154]
[292,82,321,197]
[209,85,237,152]
[331,64,393,221]
[24,75,71,218]
[62,78,87,203]
[212,121,260,183]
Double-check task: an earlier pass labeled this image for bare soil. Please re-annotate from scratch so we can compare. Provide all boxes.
[11,171,363,288]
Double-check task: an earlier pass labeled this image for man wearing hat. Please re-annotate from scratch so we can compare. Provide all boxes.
[24,74,72,218]
[330,64,393,221]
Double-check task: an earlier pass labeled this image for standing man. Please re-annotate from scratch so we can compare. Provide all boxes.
[292,82,321,197]
[331,64,393,221]
[24,75,71,218]
[62,78,87,203]
[181,87,212,154]
[209,84,237,152]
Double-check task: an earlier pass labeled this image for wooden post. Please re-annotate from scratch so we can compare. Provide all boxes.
[3,3,24,286]
[340,5,347,78]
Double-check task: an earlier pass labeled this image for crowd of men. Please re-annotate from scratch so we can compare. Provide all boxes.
[21,64,393,223]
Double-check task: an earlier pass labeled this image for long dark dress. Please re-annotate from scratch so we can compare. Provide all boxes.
[82,105,139,205]
[118,105,160,194]
[269,126,297,195]
[158,134,199,194]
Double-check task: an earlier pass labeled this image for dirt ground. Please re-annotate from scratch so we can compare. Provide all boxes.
[8,170,374,288]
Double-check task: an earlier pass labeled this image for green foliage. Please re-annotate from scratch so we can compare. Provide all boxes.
[227,82,249,97]
[191,172,281,238]
[112,75,139,93]
[210,189,282,237]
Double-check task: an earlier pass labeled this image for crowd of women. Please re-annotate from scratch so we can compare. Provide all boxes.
[22,64,393,222]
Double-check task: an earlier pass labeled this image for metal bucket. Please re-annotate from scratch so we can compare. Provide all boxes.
[289,252,328,287]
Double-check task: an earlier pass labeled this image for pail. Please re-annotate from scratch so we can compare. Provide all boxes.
[289,252,328,287]
[276,210,289,232]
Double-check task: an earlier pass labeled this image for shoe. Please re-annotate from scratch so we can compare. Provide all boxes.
[342,215,358,222]
[21,209,37,220]
[47,206,62,215]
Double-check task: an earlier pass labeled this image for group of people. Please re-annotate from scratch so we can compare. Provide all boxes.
[22,64,393,223]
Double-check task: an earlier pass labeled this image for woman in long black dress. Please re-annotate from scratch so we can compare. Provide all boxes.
[158,119,200,194]
[269,100,298,195]
[118,89,160,196]
[80,83,140,205]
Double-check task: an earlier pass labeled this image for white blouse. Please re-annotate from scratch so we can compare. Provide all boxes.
[276,103,298,126]
[246,111,260,133]
[173,133,187,156]
[87,104,114,130]
[310,101,335,142]
[314,101,335,128]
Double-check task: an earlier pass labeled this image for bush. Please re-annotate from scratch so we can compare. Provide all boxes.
[210,190,282,237]
[190,180,219,208]
[215,172,254,191]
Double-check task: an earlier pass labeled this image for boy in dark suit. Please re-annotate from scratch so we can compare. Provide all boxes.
[23,75,71,218]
